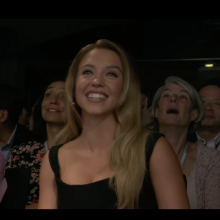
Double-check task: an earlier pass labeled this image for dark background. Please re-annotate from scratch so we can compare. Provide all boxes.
[1,19,220,107]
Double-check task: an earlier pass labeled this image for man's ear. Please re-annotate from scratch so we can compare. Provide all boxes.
[191,108,199,122]
[0,110,9,123]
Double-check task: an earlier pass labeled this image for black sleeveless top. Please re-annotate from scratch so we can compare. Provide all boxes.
[49,133,163,209]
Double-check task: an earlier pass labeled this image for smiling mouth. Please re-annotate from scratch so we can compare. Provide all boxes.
[87,93,107,99]
[47,109,60,113]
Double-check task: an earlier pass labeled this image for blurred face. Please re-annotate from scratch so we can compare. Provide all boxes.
[155,83,198,128]
[41,81,66,124]
[18,108,30,126]
[75,48,124,116]
[199,85,220,129]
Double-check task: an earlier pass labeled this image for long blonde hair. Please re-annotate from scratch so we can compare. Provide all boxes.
[56,39,147,209]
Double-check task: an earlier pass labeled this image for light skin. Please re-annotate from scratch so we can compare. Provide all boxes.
[155,83,199,177]
[197,85,220,141]
[38,49,189,209]
[25,81,66,209]
[41,81,66,149]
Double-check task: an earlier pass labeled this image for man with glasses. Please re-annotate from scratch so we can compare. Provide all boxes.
[195,78,220,150]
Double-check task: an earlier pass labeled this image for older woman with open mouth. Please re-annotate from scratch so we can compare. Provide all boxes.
[151,76,220,209]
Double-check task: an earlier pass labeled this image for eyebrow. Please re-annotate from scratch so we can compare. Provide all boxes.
[81,64,123,73]
[162,88,189,94]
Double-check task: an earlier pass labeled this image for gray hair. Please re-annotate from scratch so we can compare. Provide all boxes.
[151,76,205,135]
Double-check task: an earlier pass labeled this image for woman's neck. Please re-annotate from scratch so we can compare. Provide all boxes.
[159,125,188,161]
[46,123,65,150]
[78,113,117,153]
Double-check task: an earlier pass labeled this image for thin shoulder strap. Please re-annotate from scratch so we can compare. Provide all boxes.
[49,144,63,178]
[146,132,164,170]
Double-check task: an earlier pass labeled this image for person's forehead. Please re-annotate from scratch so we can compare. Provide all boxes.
[163,83,187,92]
[79,48,122,68]
[200,85,220,95]
[46,82,65,91]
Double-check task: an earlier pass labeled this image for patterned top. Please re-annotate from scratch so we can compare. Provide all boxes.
[5,141,46,205]
[195,143,220,209]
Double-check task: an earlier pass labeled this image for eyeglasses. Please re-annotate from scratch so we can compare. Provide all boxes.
[202,99,220,109]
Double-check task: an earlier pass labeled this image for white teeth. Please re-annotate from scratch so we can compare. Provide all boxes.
[87,93,107,99]
[48,109,58,112]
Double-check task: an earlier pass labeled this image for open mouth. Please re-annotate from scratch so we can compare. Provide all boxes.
[167,109,179,114]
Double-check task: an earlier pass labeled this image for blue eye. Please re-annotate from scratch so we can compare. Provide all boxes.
[107,72,118,77]
[83,70,93,75]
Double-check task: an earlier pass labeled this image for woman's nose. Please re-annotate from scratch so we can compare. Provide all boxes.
[92,77,104,87]
[170,95,177,103]
[50,96,58,104]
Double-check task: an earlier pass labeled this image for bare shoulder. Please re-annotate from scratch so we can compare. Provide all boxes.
[56,138,81,167]
[58,139,80,155]
[148,134,190,208]
[152,135,174,155]
[143,130,171,159]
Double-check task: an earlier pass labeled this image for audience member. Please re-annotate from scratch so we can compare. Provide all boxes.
[152,76,220,209]
[18,105,31,128]
[190,78,220,150]
[6,79,67,209]
[38,39,189,209]
[0,84,34,162]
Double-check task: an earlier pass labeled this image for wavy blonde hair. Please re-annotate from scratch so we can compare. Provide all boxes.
[56,39,148,209]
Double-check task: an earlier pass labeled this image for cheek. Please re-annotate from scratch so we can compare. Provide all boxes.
[41,109,46,121]
[215,110,220,118]
[41,101,47,117]
[112,80,123,96]
[75,77,86,100]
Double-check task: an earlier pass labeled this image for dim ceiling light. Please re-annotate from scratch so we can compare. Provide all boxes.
[205,64,214,68]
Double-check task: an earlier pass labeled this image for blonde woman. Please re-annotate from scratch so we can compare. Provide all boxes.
[152,76,220,209]
[38,40,189,209]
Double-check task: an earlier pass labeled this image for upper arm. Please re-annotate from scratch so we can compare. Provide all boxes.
[204,151,220,209]
[149,136,190,209]
[38,152,58,209]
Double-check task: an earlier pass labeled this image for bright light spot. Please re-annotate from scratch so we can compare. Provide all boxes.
[205,64,214,68]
